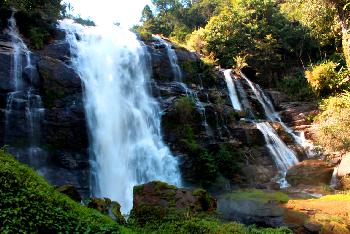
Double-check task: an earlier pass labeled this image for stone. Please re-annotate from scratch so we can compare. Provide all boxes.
[303,222,322,234]
[56,184,82,202]
[130,181,216,225]
[337,154,350,177]
[218,190,287,227]
[286,160,334,186]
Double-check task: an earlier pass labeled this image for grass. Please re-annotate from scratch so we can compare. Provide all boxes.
[225,189,290,204]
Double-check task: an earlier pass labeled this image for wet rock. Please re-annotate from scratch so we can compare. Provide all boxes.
[56,184,82,202]
[37,56,81,108]
[130,181,216,225]
[286,160,333,186]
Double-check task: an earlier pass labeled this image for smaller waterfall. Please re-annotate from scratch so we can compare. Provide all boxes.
[223,70,300,187]
[256,122,299,187]
[223,69,242,111]
[5,13,44,163]
[330,167,338,189]
[240,72,315,156]
[156,37,212,138]
[154,35,182,81]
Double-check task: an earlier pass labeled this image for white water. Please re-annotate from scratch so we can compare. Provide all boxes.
[240,72,317,157]
[5,13,44,158]
[155,37,212,138]
[256,122,299,187]
[154,35,182,81]
[223,71,299,187]
[223,69,242,111]
[60,20,181,214]
[330,167,338,189]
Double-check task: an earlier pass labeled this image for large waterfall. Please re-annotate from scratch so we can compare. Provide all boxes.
[223,69,299,187]
[60,20,181,214]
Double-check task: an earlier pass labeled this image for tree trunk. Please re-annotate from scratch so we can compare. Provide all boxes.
[336,4,350,70]
[342,26,350,70]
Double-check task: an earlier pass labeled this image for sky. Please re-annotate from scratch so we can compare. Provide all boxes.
[63,0,152,28]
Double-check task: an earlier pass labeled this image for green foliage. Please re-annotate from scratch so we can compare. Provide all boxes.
[316,92,350,151]
[129,218,292,234]
[305,61,350,96]
[277,69,314,100]
[28,27,48,49]
[203,0,315,77]
[0,149,120,233]
[2,0,64,49]
[215,145,244,180]
[174,96,196,123]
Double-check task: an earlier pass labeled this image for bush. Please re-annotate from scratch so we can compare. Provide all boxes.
[130,218,292,234]
[277,69,314,100]
[0,149,120,233]
[186,27,207,54]
[316,92,350,151]
[215,145,243,180]
[305,61,349,97]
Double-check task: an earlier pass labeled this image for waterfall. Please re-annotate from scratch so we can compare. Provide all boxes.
[5,13,44,162]
[155,37,213,138]
[60,20,181,214]
[223,69,242,111]
[223,70,299,187]
[256,122,298,187]
[330,167,338,189]
[154,35,182,81]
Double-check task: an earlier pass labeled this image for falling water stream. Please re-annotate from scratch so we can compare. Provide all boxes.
[5,13,44,164]
[60,20,181,214]
[223,69,299,187]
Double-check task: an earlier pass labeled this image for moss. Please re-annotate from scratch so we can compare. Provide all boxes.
[0,149,120,233]
[153,181,177,194]
[134,184,144,195]
[225,189,290,204]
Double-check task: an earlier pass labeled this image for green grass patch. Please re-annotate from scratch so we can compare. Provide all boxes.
[225,189,290,204]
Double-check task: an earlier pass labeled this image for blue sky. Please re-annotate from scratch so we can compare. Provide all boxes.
[63,0,153,28]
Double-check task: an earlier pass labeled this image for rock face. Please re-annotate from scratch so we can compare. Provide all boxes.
[130,181,216,225]
[337,154,350,189]
[286,160,334,186]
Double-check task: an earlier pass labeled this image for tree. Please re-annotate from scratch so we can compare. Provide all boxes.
[141,5,154,22]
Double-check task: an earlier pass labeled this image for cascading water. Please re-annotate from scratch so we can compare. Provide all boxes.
[223,69,242,111]
[156,37,213,138]
[240,72,316,156]
[60,20,181,214]
[4,13,44,163]
[330,167,339,189]
[154,35,182,81]
[223,70,299,187]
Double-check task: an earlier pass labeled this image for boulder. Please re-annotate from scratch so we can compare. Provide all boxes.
[56,184,81,202]
[37,56,81,108]
[337,154,350,177]
[87,198,126,224]
[130,181,216,225]
[286,160,334,186]
[218,189,289,227]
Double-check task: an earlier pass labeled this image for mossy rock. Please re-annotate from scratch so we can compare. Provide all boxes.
[55,184,81,202]
[130,181,217,225]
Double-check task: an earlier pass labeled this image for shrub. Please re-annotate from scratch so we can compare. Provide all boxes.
[174,96,195,123]
[305,61,349,96]
[130,218,292,234]
[277,69,314,101]
[215,145,244,180]
[186,27,207,54]
[0,149,120,233]
[316,92,350,151]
